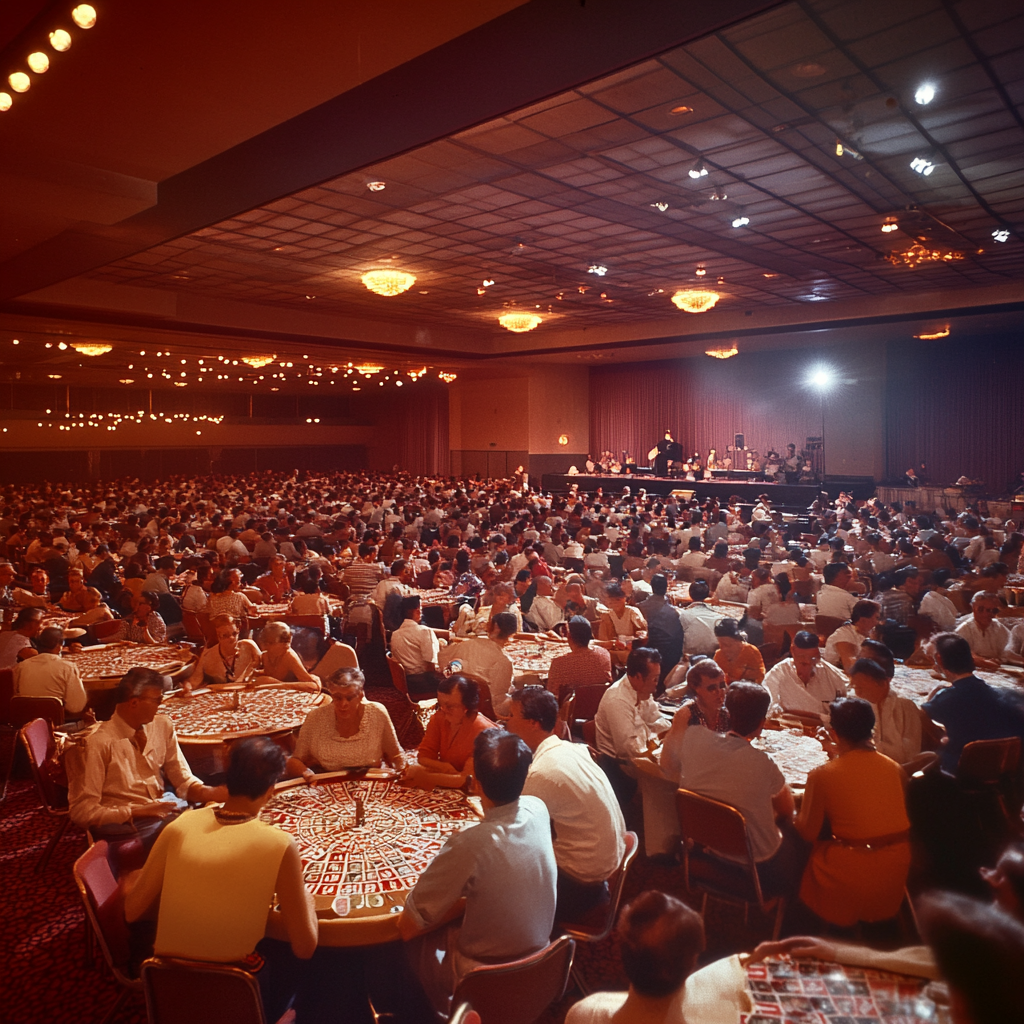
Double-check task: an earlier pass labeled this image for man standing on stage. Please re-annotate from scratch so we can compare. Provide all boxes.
[650,430,682,477]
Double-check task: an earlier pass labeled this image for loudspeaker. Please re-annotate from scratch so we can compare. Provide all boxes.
[734,433,745,449]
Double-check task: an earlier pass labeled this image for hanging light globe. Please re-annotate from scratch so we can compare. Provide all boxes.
[498,312,542,333]
[671,289,721,313]
[361,270,416,296]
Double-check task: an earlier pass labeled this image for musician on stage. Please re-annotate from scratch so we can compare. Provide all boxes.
[649,430,683,477]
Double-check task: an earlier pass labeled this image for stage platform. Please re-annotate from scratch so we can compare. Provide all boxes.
[541,474,821,506]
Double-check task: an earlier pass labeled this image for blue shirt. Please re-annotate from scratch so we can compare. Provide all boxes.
[924,675,1024,772]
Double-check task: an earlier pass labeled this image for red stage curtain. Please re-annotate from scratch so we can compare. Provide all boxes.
[396,383,450,476]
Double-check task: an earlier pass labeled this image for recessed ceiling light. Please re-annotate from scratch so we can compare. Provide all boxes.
[669,105,693,115]
[709,191,727,201]
[688,160,708,179]
[914,82,936,105]
[791,62,827,78]
[992,228,1010,243]
[910,157,936,176]
[27,52,50,74]
[881,216,899,233]
[71,5,97,29]
[732,217,750,228]
[49,29,71,52]
[482,279,495,287]
[587,264,608,276]
[0,92,11,111]
[366,181,386,191]
[650,202,669,212]
[8,72,30,93]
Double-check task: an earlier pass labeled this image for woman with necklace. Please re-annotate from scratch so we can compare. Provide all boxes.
[182,613,260,693]
[664,659,731,735]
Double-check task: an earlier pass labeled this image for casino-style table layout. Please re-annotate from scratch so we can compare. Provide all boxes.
[262,774,481,946]
[160,687,326,742]
[66,641,195,688]
[503,637,569,679]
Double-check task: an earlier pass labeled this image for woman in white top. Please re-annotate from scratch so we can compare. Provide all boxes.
[183,613,261,692]
[206,569,258,619]
[452,582,523,636]
[285,667,404,779]
[181,564,212,612]
[822,599,881,672]
[289,575,331,615]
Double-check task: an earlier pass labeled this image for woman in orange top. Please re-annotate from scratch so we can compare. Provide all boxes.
[403,674,494,790]
[712,618,765,683]
[795,697,911,926]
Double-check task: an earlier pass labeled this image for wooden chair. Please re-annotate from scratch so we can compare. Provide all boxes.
[958,737,1023,833]
[93,618,123,641]
[450,935,575,1024]
[282,613,328,636]
[565,683,609,739]
[181,609,207,643]
[581,719,598,749]
[675,787,786,940]
[459,672,497,721]
[757,642,782,670]
[556,831,638,994]
[387,655,437,731]
[142,956,266,1024]
[9,694,65,729]
[73,840,144,1023]
[814,615,845,641]
[20,716,77,872]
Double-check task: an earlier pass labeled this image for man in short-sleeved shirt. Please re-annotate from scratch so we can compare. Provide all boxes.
[14,626,87,716]
[763,631,847,721]
[546,616,612,703]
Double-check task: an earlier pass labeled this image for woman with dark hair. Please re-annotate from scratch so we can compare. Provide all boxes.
[181,563,212,612]
[110,590,167,644]
[822,599,882,672]
[206,568,257,619]
[712,617,765,683]
[794,696,911,927]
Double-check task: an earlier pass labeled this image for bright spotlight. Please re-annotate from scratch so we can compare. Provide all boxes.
[807,367,834,390]
[914,82,936,105]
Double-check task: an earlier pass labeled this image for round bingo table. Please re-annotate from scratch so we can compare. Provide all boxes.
[262,774,481,946]
[67,641,195,691]
[159,686,326,780]
[503,637,568,680]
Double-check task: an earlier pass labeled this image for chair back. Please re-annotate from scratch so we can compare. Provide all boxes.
[387,655,410,696]
[558,831,638,941]
[0,667,13,724]
[20,717,67,813]
[757,642,782,670]
[460,674,497,721]
[814,615,845,640]
[10,694,65,729]
[675,787,763,903]
[181,610,207,643]
[283,614,327,635]
[569,683,609,725]
[451,936,575,1024]
[448,1004,482,1024]
[73,841,136,985]
[93,618,124,641]
[581,718,597,748]
[312,640,359,678]
[958,736,1022,785]
[142,956,266,1024]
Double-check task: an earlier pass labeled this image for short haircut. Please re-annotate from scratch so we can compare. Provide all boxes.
[919,892,1024,1024]
[618,891,704,997]
[829,696,875,743]
[116,667,167,703]
[714,617,743,640]
[490,611,518,640]
[326,666,365,693]
[850,657,889,683]
[858,639,895,679]
[626,647,661,680]
[400,595,421,618]
[261,621,292,645]
[567,615,592,646]
[651,574,668,596]
[36,626,64,653]
[211,613,238,632]
[933,632,975,675]
[437,673,480,712]
[688,579,710,602]
[139,590,162,610]
[851,599,880,623]
[156,555,176,571]
[604,582,625,601]
[510,686,558,733]
[686,658,725,694]
[473,729,532,805]
[823,562,849,585]
[972,590,1003,608]
[14,606,43,628]
[792,630,820,651]
[724,682,770,736]
[226,736,286,799]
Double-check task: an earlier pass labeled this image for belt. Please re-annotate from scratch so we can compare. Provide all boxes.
[830,829,910,850]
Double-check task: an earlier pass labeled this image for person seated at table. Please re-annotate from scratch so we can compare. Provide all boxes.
[182,614,262,693]
[662,658,730,746]
[254,553,291,602]
[440,611,517,717]
[57,568,91,612]
[108,590,168,645]
[68,667,227,848]
[398,729,557,1017]
[285,667,403,780]
[0,606,44,669]
[68,586,115,630]
[255,621,321,692]
[404,674,495,790]
[180,563,212,612]
[678,579,725,657]
[124,737,318,1023]
[596,580,647,651]
[524,573,564,633]
[12,566,55,608]
[289,574,331,616]
[763,630,848,723]
[546,616,612,704]
[450,581,522,637]
[956,591,1018,670]
[206,568,258,620]
[822,599,881,672]
[13,625,89,719]
[638,575,685,683]
[816,562,860,620]
[507,686,625,919]
[712,617,764,683]
[794,696,911,928]
[565,890,706,1024]
[594,647,669,762]
[391,594,445,695]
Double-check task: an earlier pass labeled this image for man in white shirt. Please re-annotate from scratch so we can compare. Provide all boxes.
[816,562,859,619]
[678,580,724,657]
[956,592,1017,670]
[507,686,626,919]
[848,657,930,771]
[595,647,670,762]
[13,626,88,717]
[762,630,848,721]
[390,595,442,695]
[440,612,517,717]
[525,574,563,632]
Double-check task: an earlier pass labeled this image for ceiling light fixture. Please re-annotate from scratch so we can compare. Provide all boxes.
[992,228,1010,243]
[792,62,827,78]
[498,312,542,332]
[354,363,384,376]
[27,52,50,74]
[688,159,708,179]
[881,216,899,233]
[366,181,386,191]
[8,72,30,92]
[47,374,62,379]
[71,5,97,29]
[361,269,416,296]
[695,265,707,277]
[240,355,277,369]
[587,264,608,276]
[669,105,693,115]
[482,279,495,287]
[914,327,950,340]
[0,93,11,112]
[705,344,738,359]
[709,191,727,201]
[49,29,72,51]
[732,216,750,228]
[671,289,720,314]
[910,156,936,176]
[69,341,112,356]
[914,82,936,105]
[650,202,669,212]
[439,372,457,383]
[119,378,134,384]
[885,243,964,268]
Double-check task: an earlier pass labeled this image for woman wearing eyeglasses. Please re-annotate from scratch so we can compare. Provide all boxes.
[667,658,730,734]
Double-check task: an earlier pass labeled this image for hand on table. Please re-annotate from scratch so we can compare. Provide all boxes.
[132,799,180,820]
[745,936,838,965]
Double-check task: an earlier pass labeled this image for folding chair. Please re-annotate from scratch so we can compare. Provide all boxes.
[387,655,437,731]
[19,716,77,871]
[142,956,267,1024]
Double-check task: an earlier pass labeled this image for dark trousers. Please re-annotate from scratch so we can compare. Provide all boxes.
[757,821,810,898]
[405,671,442,698]
[556,870,609,923]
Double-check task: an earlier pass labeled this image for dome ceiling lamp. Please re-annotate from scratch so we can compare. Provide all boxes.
[69,341,112,356]
[671,289,721,314]
[498,312,542,333]
[240,354,277,369]
[361,269,416,296]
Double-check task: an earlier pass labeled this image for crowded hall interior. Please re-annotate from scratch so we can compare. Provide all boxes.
[3,1,1024,1022]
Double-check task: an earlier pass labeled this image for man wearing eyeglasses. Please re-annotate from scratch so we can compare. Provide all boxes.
[69,667,226,852]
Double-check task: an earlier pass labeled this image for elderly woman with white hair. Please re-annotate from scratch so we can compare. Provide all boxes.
[255,620,321,691]
[285,667,404,781]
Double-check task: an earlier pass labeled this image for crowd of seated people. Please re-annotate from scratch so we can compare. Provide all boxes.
[4,468,1024,1021]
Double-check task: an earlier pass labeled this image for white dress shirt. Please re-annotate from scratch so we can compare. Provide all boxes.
[955,617,1011,661]
[872,691,922,764]
[678,602,724,656]
[390,618,440,675]
[816,584,857,619]
[523,734,625,883]
[440,637,515,716]
[14,652,88,714]
[595,675,670,760]
[762,658,848,720]
[526,595,563,632]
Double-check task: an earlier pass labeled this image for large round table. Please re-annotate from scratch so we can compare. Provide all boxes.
[262,774,480,946]
[66,641,196,691]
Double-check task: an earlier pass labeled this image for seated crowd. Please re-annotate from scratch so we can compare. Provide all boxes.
[3,468,1024,1022]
